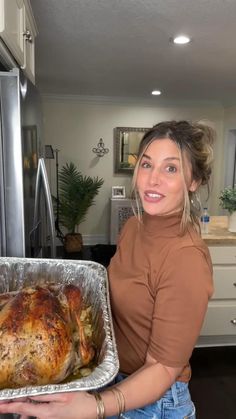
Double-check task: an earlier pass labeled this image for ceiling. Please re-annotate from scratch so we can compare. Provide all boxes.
[30,0,236,105]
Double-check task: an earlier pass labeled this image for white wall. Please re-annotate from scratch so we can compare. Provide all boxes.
[224,106,236,130]
[42,96,224,243]
[221,106,236,193]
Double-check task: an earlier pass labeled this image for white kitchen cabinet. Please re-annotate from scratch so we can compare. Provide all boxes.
[22,1,37,83]
[197,246,236,347]
[0,0,37,83]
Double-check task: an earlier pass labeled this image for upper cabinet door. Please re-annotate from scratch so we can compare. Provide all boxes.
[0,0,25,66]
[22,1,37,83]
[0,0,38,84]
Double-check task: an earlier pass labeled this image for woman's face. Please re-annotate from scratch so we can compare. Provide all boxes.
[136,138,198,216]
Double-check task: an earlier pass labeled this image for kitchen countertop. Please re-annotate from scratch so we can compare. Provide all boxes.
[202,215,236,245]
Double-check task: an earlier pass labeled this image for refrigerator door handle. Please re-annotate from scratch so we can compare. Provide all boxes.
[34,158,56,258]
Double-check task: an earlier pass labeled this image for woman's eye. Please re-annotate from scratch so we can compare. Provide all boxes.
[140,161,151,168]
[166,165,177,173]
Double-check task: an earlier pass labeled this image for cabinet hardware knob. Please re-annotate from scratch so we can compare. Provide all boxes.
[23,30,33,43]
[230,319,236,325]
[233,283,236,287]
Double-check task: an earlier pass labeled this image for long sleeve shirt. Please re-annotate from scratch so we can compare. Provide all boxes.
[108,212,213,382]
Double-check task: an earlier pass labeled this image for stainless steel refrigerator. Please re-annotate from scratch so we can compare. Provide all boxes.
[0,68,56,258]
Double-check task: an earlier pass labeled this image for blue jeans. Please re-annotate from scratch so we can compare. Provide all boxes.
[107,373,196,419]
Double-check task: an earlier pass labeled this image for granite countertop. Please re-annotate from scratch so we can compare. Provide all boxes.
[202,215,236,245]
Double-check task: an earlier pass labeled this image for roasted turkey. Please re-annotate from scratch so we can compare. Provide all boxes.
[0,284,95,389]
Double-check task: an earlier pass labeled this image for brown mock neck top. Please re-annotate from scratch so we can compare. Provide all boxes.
[108,212,213,382]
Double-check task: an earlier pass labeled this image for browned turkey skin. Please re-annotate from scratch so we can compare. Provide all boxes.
[0,284,95,389]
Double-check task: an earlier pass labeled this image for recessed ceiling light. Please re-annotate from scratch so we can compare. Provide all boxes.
[172,35,191,45]
[151,90,162,96]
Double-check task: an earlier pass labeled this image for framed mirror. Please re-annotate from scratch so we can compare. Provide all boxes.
[114,127,150,174]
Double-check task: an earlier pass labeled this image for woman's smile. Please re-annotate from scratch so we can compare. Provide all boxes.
[143,190,165,202]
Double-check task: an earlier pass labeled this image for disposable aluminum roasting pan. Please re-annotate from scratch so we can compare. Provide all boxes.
[0,257,119,400]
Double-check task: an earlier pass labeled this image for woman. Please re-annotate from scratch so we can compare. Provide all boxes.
[0,120,214,418]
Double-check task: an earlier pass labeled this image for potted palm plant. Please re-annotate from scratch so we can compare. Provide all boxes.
[219,185,236,232]
[56,162,104,253]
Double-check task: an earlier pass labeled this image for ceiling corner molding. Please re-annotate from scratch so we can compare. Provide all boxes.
[40,93,161,106]
[41,93,224,108]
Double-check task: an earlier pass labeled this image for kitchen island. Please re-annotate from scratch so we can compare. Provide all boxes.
[198,215,236,347]
[202,215,236,245]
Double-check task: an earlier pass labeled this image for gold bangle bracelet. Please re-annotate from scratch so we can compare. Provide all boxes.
[108,387,125,418]
[114,387,125,414]
[109,389,121,417]
[93,392,105,419]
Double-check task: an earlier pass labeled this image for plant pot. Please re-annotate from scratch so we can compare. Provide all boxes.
[64,233,83,253]
[228,212,236,233]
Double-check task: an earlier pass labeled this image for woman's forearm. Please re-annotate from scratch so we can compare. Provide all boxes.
[101,361,183,416]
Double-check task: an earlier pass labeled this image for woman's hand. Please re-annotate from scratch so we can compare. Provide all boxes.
[0,391,97,419]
